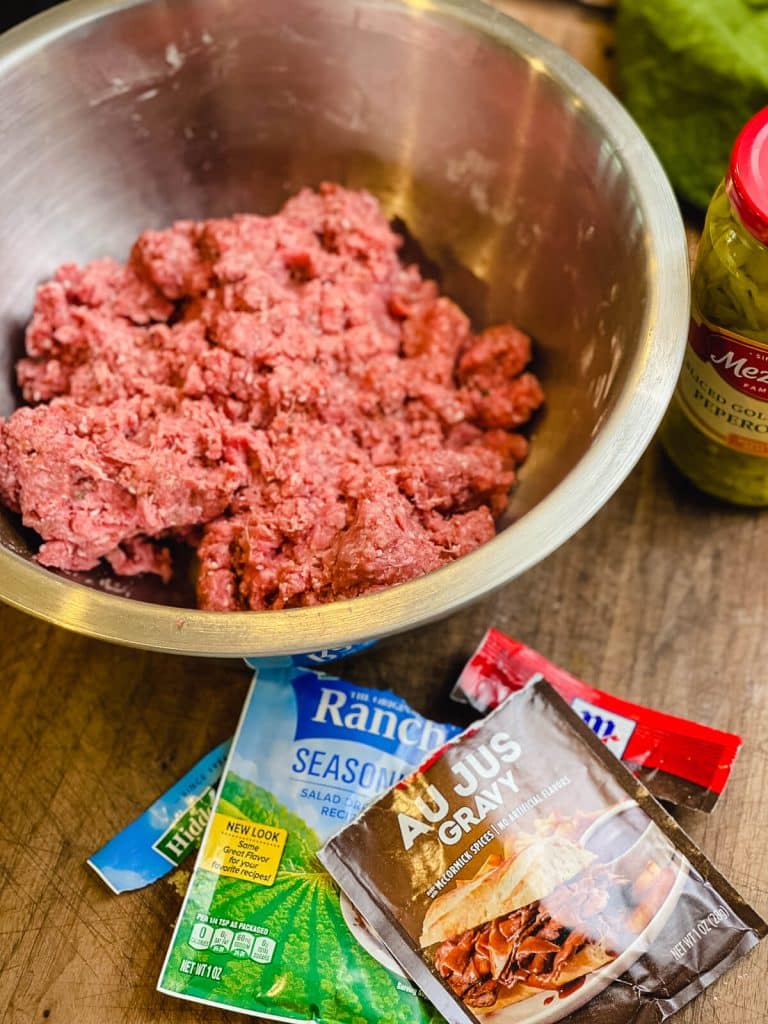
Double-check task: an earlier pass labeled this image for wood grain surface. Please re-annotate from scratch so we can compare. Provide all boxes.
[1,2,766,1023]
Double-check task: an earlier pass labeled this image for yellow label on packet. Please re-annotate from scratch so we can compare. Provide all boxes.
[199,813,287,886]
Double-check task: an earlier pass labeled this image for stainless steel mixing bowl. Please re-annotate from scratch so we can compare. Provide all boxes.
[0,0,689,657]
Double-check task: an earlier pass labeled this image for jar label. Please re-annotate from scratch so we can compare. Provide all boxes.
[677,317,768,457]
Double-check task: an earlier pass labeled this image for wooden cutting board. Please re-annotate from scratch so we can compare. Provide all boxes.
[0,3,765,1023]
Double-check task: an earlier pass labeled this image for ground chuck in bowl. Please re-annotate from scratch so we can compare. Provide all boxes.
[0,184,544,611]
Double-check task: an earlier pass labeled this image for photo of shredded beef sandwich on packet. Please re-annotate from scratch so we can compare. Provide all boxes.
[157,661,461,1023]
[319,680,766,1024]
[452,628,741,812]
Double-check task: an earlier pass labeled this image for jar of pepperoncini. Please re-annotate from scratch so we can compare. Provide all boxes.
[660,106,768,504]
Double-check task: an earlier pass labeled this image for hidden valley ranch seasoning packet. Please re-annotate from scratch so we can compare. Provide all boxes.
[88,648,374,893]
[157,661,461,1022]
[319,680,765,1024]
[88,740,230,893]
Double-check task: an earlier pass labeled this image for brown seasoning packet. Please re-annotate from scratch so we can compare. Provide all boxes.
[318,680,766,1024]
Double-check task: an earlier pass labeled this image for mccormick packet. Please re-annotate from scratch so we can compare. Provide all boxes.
[319,679,766,1024]
[157,662,460,1022]
[451,628,741,812]
[88,740,230,893]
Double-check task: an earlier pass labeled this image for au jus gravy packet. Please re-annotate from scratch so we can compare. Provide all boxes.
[319,680,765,1024]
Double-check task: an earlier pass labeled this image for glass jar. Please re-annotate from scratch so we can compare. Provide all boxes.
[660,106,768,504]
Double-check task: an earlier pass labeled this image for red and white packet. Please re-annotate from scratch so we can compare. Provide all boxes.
[451,627,741,812]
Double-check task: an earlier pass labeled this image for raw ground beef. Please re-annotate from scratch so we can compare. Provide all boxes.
[0,184,544,610]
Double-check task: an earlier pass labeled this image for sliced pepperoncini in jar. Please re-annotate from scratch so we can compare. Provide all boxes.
[660,107,768,504]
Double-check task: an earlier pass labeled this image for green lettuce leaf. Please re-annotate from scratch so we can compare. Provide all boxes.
[616,0,768,208]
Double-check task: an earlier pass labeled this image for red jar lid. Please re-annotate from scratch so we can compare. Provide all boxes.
[726,106,768,245]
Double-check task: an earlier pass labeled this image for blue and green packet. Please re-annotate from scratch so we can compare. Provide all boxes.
[87,648,375,894]
[157,662,460,1022]
[88,740,231,893]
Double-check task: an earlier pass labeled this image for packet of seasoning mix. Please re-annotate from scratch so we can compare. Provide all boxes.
[157,662,461,1021]
[88,652,373,894]
[244,642,377,670]
[319,679,766,1024]
[451,628,741,812]
[88,739,230,893]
